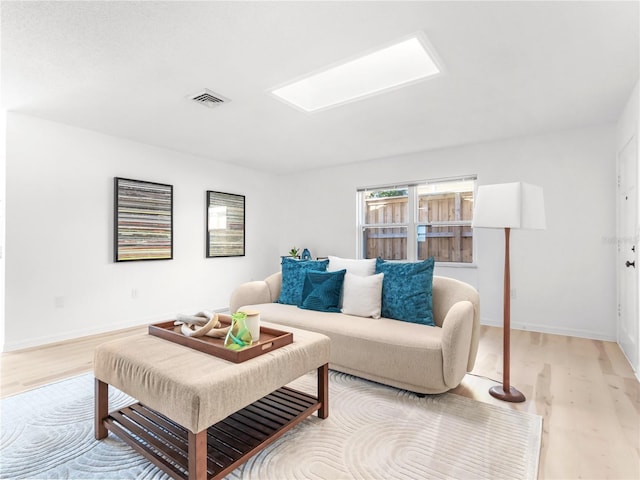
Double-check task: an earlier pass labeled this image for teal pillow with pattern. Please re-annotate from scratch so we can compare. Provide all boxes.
[299,269,346,313]
[277,257,329,305]
[375,257,435,326]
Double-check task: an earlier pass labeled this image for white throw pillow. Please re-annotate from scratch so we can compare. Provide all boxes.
[341,272,384,319]
[327,256,376,276]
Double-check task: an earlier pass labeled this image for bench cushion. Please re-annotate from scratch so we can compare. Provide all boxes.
[94,323,330,433]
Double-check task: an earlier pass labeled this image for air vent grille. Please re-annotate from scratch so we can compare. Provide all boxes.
[189,89,230,108]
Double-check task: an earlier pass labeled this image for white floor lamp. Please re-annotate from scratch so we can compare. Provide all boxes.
[472,182,546,403]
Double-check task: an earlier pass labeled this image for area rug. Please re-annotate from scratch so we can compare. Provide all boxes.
[0,371,541,479]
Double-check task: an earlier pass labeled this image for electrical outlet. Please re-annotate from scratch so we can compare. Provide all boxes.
[510,289,517,300]
[54,296,65,308]
[131,288,139,299]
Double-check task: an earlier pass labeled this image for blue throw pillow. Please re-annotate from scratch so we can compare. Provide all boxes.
[375,257,435,326]
[277,257,329,305]
[299,269,346,313]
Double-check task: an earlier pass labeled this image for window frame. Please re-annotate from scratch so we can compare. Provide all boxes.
[357,175,477,266]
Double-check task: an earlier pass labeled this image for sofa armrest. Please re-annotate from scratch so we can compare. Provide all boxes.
[440,300,475,388]
[230,281,272,313]
[229,272,282,313]
[433,276,480,371]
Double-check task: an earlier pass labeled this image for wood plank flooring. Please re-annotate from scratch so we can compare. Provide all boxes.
[1,324,638,479]
[0,325,146,397]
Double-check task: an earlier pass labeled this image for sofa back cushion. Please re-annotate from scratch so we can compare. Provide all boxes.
[277,257,329,305]
[327,256,376,276]
[299,269,346,313]
[341,272,384,319]
[375,257,435,326]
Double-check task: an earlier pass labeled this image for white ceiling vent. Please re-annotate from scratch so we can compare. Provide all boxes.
[188,88,230,108]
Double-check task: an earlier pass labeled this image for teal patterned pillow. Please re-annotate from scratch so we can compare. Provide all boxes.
[277,257,329,305]
[375,257,435,326]
[299,269,346,313]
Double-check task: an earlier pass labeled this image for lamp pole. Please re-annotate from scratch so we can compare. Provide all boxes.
[489,227,525,403]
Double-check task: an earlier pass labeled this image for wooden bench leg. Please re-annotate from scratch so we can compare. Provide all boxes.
[94,378,108,440]
[317,363,329,419]
[188,430,207,480]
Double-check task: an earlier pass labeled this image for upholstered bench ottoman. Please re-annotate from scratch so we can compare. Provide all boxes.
[94,323,330,480]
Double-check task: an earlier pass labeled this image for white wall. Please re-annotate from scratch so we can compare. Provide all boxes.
[617,80,639,149]
[3,113,620,350]
[277,125,617,340]
[4,113,280,351]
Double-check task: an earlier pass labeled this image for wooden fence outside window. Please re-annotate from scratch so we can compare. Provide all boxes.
[363,192,473,262]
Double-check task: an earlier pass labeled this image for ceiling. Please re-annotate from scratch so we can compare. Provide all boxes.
[2,1,638,174]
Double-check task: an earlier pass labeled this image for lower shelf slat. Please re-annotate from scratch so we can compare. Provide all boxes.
[104,385,320,480]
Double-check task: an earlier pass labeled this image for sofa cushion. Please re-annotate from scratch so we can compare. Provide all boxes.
[375,257,435,326]
[299,269,346,313]
[327,256,376,276]
[240,302,447,393]
[277,257,329,305]
[341,272,384,319]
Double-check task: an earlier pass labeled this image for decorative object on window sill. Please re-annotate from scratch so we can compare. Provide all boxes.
[224,312,252,350]
[206,191,245,258]
[472,182,546,403]
[288,247,300,258]
[301,248,312,260]
[114,177,173,262]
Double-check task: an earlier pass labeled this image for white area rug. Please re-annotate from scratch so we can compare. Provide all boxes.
[0,371,541,479]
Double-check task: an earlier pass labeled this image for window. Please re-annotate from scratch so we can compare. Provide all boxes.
[358,176,476,264]
[360,187,409,260]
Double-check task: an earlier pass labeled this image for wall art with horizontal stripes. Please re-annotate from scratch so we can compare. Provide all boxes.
[206,190,245,257]
[114,177,173,262]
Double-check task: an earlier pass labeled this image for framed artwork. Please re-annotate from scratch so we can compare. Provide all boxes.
[206,191,245,257]
[114,177,173,262]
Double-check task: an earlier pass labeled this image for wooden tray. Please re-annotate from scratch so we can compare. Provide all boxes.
[148,314,293,363]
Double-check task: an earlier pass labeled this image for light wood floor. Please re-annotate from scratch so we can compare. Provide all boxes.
[1,325,638,479]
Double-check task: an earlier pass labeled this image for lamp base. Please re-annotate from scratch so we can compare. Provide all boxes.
[489,385,526,403]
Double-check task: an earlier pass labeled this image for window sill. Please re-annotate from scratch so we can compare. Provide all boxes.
[434,262,477,269]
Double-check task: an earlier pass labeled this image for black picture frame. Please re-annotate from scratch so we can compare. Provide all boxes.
[114,177,173,262]
[206,191,245,258]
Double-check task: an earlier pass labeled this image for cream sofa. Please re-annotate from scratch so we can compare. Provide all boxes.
[230,272,480,394]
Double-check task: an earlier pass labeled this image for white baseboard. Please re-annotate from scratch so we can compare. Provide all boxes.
[480,317,617,342]
[1,306,229,352]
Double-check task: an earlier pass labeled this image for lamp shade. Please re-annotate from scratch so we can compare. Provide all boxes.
[472,182,546,230]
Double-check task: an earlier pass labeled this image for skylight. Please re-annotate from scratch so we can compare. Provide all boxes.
[270,33,442,112]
